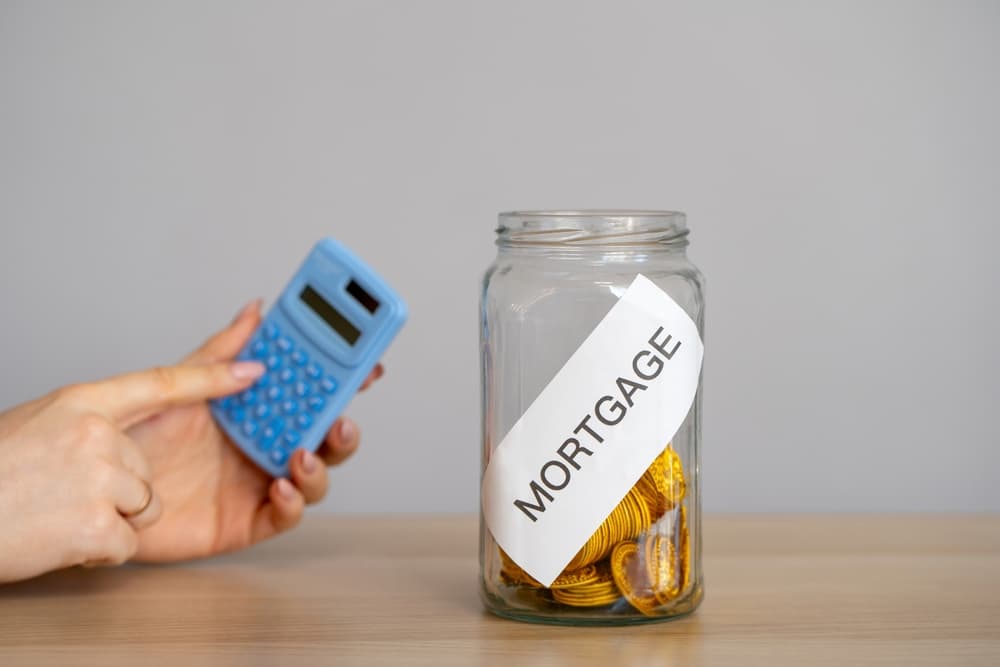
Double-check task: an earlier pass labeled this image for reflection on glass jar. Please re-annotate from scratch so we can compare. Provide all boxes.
[479,211,705,625]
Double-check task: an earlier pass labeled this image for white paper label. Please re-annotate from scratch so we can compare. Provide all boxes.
[481,274,704,587]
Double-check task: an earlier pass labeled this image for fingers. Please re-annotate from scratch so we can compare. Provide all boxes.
[316,417,360,467]
[84,360,266,429]
[65,299,267,428]
[106,431,161,529]
[74,455,145,565]
[185,299,263,364]
[77,509,139,568]
[115,432,152,483]
[250,478,306,544]
[252,428,359,546]
[359,363,384,392]
[288,449,329,504]
[113,471,161,530]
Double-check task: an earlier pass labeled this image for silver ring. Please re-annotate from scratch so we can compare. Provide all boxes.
[125,480,153,517]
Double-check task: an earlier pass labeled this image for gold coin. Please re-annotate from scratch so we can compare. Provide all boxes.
[551,562,620,607]
[609,540,660,616]
[549,563,602,589]
[565,490,636,570]
[635,471,665,520]
[646,533,681,604]
[635,491,652,534]
[555,445,688,573]
[499,549,541,588]
[628,445,685,522]
[498,447,693,610]
[646,445,686,516]
[551,583,620,607]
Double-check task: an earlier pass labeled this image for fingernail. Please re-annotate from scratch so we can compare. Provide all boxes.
[339,418,356,443]
[232,298,262,324]
[276,478,296,500]
[232,300,252,323]
[231,360,266,380]
[301,449,319,474]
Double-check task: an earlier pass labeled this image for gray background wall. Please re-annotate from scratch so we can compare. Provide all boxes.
[1,1,997,512]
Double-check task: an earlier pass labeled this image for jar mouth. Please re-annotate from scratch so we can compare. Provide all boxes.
[497,210,688,248]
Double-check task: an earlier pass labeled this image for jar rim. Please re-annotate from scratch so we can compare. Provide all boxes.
[497,210,688,248]
[500,209,684,220]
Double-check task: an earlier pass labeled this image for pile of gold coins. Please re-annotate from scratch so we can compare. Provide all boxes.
[497,445,692,616]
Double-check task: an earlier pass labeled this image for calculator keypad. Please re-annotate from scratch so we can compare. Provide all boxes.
[224,323,339,462]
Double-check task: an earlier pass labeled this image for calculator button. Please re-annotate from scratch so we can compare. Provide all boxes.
[263,322,279,340]
[266,385,284,401]
[307,395,326,412]
[282,431,301,448]
[258,418,284,449]
[296,413,313,429]
[238,389,256,405]
[256,372,272,388]
[294,381,310,398]
[269,448,289,466]
[265,355,281,370]
[281,399,299,415]
[276,337,292,353]
[257,428,277,450]
[242,421,258,438]
[305,363,322,380]
[278,368,295,384]
[291,349,308,367]
[320,376,338,394]
[219,396,234,410]
[250,340,268,358]
[228,406,246,423]
[253,403,270,419]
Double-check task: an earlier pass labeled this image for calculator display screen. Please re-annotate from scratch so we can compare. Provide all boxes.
[300,285,361,345]
[347,279,380,313]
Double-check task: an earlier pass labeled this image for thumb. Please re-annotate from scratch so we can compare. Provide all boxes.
[86,360,265,428]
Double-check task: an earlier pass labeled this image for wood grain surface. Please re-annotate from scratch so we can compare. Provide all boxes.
[1,514,997,666]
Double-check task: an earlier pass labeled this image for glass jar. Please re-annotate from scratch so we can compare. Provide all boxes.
[479,210,705,625]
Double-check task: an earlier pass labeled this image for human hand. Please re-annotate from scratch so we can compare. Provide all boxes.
[0,300,381,582]
[126,300,382,563]
[0,353,264,583]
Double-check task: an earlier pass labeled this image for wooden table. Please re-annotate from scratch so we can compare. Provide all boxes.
[1,515,998,666]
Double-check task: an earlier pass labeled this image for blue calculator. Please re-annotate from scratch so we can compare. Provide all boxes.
[210,239,407,477]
